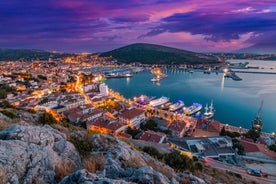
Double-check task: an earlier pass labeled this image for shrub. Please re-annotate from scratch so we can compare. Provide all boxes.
[83,153,105,173]
[140,119,157,130]
[54,159,75,181]
[38,111,57,125]
[126,127,141,139]
[269,144,276,153]
[143,146,162,159]
[164,151,193,172]
[0,110,16,119]
[194,162,203,172]
[69,135,94,157]
[0,101,13,108]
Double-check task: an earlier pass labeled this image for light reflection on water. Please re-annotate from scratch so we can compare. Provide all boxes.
[106,65,276,133]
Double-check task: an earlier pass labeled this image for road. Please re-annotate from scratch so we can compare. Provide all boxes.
[205,158,276,184]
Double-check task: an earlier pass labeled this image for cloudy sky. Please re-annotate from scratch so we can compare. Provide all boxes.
[1,0,275,53]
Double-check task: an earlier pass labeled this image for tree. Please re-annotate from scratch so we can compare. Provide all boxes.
[269,144,276,153]
[232,138,245,155]
[244,129,261,142]
[220,126,226,136]
[140,119,157,130]
[38,111,57,125]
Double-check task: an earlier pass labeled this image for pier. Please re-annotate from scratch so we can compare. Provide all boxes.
[234,70,276,75]
[224,71,242,81]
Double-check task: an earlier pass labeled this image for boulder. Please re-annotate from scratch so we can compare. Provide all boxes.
[129,166,170,184]
[0,125,81,184]
[59,169,132,184]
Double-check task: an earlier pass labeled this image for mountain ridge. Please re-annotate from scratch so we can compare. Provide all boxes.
[100,43,219,64]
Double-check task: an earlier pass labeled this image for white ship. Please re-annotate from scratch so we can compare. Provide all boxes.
[169,100,184,111]
[149,96,169,107]
[183,102,202,115]
[203,101,215,119]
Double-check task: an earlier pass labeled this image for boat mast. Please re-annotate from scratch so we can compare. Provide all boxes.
[209,100,214,113]
[256,100,263,118]
[205,104,208,114]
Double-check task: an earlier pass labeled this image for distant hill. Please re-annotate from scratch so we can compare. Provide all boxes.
[0,48,71,61]
[100,43,219,64]
[236,43,276,54]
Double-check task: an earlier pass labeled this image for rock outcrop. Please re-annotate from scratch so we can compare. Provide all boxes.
[90,134,178,183]
[0,125,81,184]
[59,169,132,184]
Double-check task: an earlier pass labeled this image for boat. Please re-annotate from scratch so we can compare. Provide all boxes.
[169,100,184,111]
[161,102,172,110]
[149,96,169,107]
[252,101,263,131]
[151,78,159,82]
[203,101,215,119]
[134,95,155,105]
[183,102,202,115]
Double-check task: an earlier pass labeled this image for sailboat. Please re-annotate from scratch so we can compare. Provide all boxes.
[203,101,215,119]
[252,101,263,131]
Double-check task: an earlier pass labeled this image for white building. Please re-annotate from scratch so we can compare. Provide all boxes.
[99,83,108,96]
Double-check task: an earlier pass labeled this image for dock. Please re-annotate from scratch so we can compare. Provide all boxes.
[224,71,242,81]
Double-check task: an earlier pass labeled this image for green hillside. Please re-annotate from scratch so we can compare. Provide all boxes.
[100,43,218,64]
[0,49,71,61]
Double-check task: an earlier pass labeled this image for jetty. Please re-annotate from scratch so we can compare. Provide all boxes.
[224,71,242,81]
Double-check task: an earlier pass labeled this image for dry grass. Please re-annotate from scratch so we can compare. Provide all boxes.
[145,158,175,179]
[54,159,76,181]
[0,121,10,131]
[122,156,145,169]
[0,168,8,183]
[82,153,105,173]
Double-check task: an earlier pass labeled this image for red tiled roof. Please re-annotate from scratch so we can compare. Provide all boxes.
[119,108,145,120]
[168,120,186,132]
[207,121,221,132]
[240,140,260,152]
[87,118,126,132]
[139,130,166,143]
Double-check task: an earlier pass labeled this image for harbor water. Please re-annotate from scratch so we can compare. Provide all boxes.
[105,61,276,133]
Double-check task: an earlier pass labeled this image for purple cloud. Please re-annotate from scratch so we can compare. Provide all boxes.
[0,0,276,52]
[144,11,276,41]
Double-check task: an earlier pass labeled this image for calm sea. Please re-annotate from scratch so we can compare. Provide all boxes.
[106,60,276,133]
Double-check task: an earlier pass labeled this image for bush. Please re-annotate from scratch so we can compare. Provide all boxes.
[69,135,94,157]
[0,110,16,119]
[140,119,157,130]
[82,153,105,173]
[164,151,193,172]
[194,162,203,172]
[244,129,261,142]
[54,159,75,181]
[143,146,162,159]
[269,144,276,153]
[38,112,57,125]
[126,127,141,139]
[0,101,13,108]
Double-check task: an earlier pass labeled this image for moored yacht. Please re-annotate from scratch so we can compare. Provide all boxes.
[149,96,169,107]
[183,102,202,115]
[169,100,184,111]
[203,101,215,119]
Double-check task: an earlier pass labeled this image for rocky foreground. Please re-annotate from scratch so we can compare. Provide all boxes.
[0,125,205,184]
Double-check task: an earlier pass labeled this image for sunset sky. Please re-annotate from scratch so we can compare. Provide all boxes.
[1,0,275,53]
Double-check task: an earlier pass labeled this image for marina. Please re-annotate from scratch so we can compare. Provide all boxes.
[106,61,276,133]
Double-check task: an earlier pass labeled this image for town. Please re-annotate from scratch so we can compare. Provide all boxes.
[0,54,276,183]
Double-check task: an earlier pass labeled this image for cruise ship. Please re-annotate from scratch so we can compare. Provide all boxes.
[203,101,215,119]
[149,96,169,107]
[169,100,184,111]
[183,102,202,115]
